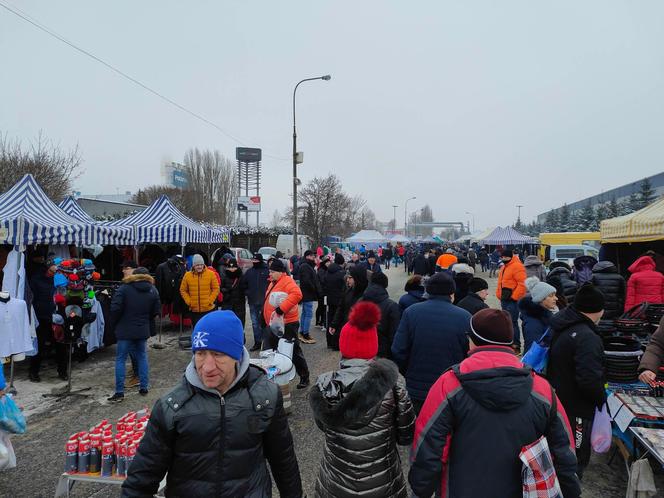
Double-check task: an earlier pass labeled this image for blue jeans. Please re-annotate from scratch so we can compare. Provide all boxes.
[501,300,521,348]
[300,301,314,336]
[115,339,148,393]
[248,303,264,345]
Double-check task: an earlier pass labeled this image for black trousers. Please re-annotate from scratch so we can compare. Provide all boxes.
[263,321,309,381]
[573,416,593,479]
[325,305,339,350]
[189,310,210,327]
[315,298,326,326]
[30,322,67,375]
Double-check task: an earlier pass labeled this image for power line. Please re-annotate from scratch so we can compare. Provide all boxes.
[0,1,289,161]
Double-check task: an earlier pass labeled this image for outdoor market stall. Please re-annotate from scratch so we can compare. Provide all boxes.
[345,229,388,250]
[479,226,539,255]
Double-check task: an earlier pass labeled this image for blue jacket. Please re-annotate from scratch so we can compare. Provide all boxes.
[111,274,161,341]
[359,261,382,274]
[391,295,471,402]
[398,289,426,313]
[518,296,553,354]
[240,264,270,306]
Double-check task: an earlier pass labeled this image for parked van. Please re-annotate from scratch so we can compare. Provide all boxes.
[547,244,599,267]
[538,232,600,262]
[276,234,313,258]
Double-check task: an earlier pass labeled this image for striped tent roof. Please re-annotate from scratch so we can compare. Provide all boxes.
[58,196,134,245]
[601,196,664,243]
[0,174,88,246]
[480,226,537,245]
[108,195,216,244]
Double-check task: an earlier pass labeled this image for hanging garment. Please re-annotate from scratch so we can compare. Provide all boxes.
[0,297,33,357]
[85,298,106,353]
[626,458,657,497]
[1,250,25,300]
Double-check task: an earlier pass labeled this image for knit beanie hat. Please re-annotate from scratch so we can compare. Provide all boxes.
[334,253,345,265]
[303,249,314,258]
[469,277,489,293]
[573,283,605,313]
[525,277,557,304]
[371,272,388,289]
[252,253,264,262]
[426,271,456,296]
[366,251,376,259]
[269,259,287,273]
[501,249,513,258]
[339,301,381,360]
[192,254,205,266]
[191,310,244,361]
[470,308,513,346]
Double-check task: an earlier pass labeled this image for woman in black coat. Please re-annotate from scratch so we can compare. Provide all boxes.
[591,261,626,319]
[329,264,368,346]
[315,257,329,327]
[324,255,347,349]
[219,259,245,327]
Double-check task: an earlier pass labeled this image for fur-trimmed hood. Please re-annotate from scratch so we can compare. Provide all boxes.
[310,358,398,428]
[122,272,155,290]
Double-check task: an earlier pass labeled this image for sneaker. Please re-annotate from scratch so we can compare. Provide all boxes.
[296,378,310,389]
[299,334,316,344]
[139,389,148,396]
[126,375,140,389]
[107,393,124,402]
[29,372,41,383]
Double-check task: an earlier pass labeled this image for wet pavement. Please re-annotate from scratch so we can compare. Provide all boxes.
[0,264,655,496]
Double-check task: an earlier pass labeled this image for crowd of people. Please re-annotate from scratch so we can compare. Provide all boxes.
[20,240,664,497]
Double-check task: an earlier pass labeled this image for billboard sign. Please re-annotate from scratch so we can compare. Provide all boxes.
[236,147,262,162]
[237,196,261,212]
[172,168,189,188]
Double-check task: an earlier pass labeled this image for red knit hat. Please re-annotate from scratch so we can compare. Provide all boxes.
[339,301,381,360]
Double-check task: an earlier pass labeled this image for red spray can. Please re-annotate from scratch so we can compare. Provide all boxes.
[126,443,137,472]
[64,439,78,473]
[101,442,115,477]
[77,439,91,473]
[89,433,102,474]
[116,442,127,477]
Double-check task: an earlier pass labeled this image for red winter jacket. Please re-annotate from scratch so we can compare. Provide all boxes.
[409,346,580,498]
[625,256,664,311]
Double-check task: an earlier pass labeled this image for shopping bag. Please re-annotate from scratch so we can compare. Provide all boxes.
[520,435,563,498]
[269,312,285,338]
[0,394,26,434]
[0,431,16,470]
[522,328,552,374]
[590,404,612,453]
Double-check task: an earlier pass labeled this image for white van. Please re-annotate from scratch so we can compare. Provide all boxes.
[276,234,312,258]
[548,244,599,267]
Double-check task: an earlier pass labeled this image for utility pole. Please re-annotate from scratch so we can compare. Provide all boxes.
[392,205,398,231]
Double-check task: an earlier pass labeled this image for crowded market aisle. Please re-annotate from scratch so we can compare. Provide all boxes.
[0,265,644,497]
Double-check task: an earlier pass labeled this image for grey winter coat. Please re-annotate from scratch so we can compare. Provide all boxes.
[309,358,415,498]
[122,351,303,498]
[524,255,546,281]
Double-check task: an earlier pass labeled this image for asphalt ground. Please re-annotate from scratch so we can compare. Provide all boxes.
[0,264,657,497]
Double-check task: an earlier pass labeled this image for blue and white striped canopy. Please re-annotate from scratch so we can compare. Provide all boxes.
[480,226,537,245]
[108,195,223,244]
[58,196,134,245]
[0,175,89,247]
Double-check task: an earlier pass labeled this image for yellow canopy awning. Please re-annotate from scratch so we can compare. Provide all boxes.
[601,196,664,243]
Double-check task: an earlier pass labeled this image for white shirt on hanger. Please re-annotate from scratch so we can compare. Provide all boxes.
[0,297,33,357]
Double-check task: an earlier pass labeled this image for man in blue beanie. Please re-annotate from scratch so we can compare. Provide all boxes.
[123,311,303,498]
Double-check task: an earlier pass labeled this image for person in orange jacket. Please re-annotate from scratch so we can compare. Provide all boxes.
[495,249,527,353]
[263,258,310,388]
[436,249,458,271]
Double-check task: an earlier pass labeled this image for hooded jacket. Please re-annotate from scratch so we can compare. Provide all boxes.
[452,265,474,305]
[456,292,488,316]
[122,351,302,498]
[331,265,368,332]
[625,255,664,310]
[546,266,577,306]
[155,258,185,305]
[524,255,546,281]
[547,306,606,420]
[180,267,221,313]
[309,358,415,498]
[220,269,245,318]
[391,296,470,402]
[496,257,527,302]
[240,263,270,306]
[324,263,346,306]
[409,346,580,498]
[591,261,626,318]
[518,295,553,353]
[398,288,426,312]
[29,270,55,321]
[362,283,401,359]
[410,254,430,276]
[299,260,322,302]
[111,274,161,341]
[264,273,303,325]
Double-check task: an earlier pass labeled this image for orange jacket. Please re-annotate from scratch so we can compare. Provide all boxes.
[180,268,221,313]
[263,274,303,325]
[436,253,458,269]
[496,257,527,301]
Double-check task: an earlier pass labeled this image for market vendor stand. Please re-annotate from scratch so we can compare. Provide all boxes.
[54,472,166,497]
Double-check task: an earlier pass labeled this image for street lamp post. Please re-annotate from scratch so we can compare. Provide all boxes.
[392,205,398,232]
[465,211,475,232]
[404,196,416,237]
[292,75,331,257]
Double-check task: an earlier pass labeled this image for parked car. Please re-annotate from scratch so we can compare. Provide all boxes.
[229,247,254,270]
[257,246,277,259]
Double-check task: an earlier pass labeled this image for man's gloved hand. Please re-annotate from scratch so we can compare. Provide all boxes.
[274,307,284,316]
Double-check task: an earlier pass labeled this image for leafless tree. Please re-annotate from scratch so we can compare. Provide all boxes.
[0,131,82,200]
[270,209,282,229]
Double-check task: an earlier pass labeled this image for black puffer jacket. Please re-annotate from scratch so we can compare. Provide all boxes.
[325,263,346,306]
[331,265,368,332]
[155,258,185,305]
[546,266,577,306]
[122,353,302,498]
[310,358,415,498]
[299,260,321,302]
[362,283,401,360]
[591,261,626,319]
[547,306,606,420]
[220,270,245,321]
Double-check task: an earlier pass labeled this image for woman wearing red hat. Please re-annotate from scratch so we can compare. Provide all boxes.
[309,301,415,498]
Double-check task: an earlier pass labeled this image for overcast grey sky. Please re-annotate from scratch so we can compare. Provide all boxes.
[2,1,663,229]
